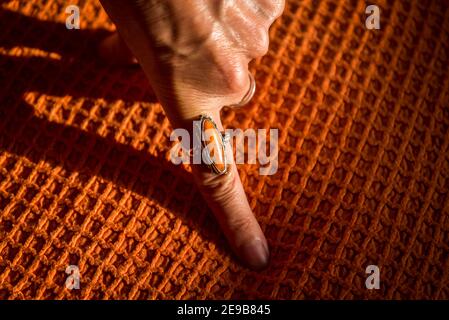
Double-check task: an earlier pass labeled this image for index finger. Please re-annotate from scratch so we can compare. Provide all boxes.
[191,113,269,270]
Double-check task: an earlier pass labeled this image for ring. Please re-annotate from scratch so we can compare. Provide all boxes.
[195,115,229,175]
[232,72,256,107]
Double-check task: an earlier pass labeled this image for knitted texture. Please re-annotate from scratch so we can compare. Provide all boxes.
[1,0,449,299]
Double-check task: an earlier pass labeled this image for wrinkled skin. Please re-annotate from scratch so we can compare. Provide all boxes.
[100,0,284,270]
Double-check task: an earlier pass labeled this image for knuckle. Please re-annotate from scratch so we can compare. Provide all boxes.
[263,0,285,21]
[273,0,285,18]
[221,59,250,96]
[227,214,253,233]
[206,41,249,97]
[199,168,238,202]
[252,27,270,57]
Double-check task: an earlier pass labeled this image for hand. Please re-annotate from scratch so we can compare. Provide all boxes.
[99,0,284,270]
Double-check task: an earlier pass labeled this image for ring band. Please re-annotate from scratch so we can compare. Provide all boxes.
[232,72,256,107]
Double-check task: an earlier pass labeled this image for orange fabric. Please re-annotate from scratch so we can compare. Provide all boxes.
[1,0,449,299]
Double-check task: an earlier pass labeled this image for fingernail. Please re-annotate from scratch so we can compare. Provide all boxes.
[262,237,270,258]
[239,238,269,270]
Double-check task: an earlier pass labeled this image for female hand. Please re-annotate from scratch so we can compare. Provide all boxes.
[99,0,284,270]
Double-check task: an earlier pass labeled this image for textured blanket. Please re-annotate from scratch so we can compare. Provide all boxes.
[0,0,448,299]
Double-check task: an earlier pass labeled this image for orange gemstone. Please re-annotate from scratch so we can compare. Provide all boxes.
[202,118,226,173]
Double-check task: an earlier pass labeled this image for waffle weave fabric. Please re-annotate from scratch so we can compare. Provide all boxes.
[1,0,449,300]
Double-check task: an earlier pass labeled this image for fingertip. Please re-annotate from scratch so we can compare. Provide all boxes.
[239,237,270,270]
